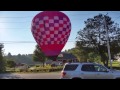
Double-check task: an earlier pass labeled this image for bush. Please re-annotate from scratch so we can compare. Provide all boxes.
[5,65,63,73]
[28,65,63,73]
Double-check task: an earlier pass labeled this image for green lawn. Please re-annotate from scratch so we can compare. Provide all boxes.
[98,61,120,70]
[108,61,120,67]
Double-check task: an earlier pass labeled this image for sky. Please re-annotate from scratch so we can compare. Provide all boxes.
[0,11,120,55]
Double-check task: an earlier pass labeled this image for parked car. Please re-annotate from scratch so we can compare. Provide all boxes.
[61,62,120,79]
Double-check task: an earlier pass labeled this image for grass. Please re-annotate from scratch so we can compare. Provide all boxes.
[95,61,120,70]
[108,61,120,67]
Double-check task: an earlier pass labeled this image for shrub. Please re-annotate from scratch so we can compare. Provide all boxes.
[28,65,63,73]
[6,65,63,73]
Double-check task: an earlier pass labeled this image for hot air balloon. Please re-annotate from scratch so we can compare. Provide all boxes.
[31,11,71,61]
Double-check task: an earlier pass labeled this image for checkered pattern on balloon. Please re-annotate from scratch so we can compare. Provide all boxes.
[31,11,71,60]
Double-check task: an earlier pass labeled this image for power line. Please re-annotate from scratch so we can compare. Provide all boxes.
[0,21,32,23]
[0,18,119,24]
[1,40,76,44]
[0,13,119,24]
[0,12,117,18]
[0,14,101,18]
[0,28,30,29]
[1,40,76,42]
[0,16,33,18]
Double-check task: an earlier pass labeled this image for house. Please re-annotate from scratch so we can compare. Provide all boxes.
[57,52,78,63]
[45,52,78,66]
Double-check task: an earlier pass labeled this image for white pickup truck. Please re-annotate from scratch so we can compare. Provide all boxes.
[61,62,120,79]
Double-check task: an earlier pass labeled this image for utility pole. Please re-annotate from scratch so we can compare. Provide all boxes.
[104,13,112,69]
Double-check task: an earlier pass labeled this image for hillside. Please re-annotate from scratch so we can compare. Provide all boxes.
[4,54,40,65]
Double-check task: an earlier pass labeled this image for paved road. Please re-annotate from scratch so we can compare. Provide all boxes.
[0,72,61,79]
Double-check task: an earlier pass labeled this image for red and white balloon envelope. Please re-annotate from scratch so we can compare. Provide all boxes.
[31,11,71,60]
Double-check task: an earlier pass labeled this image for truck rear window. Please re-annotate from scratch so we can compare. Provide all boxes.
[64,64,78,71]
